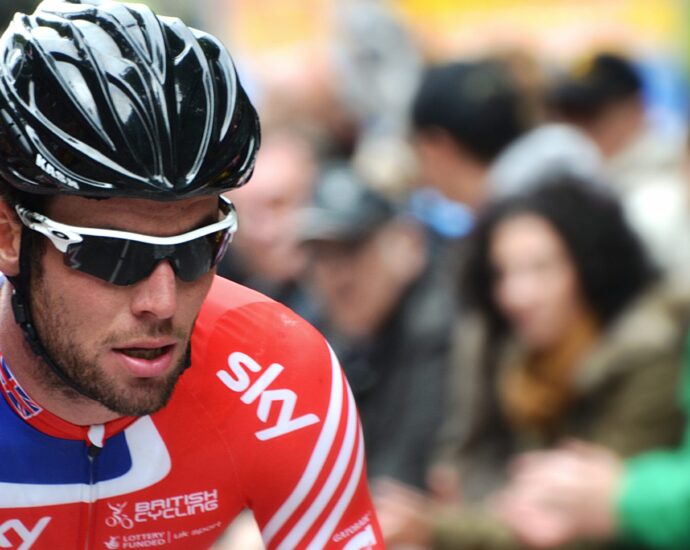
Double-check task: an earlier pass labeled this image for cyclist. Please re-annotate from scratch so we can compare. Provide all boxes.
[0,1,382,549]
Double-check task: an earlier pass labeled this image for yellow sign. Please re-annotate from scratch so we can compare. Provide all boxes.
[226,0,680,61]
[389,0,679,59]
[228,0,331,54]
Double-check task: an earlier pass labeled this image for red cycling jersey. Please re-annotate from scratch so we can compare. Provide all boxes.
[0,276,383,549]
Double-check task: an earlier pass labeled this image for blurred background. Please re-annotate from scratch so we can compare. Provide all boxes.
[152,0,688,131]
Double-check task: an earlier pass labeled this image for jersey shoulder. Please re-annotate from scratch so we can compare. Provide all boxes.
[188,276,335,430]
[183,277,383,549]
[192,275,327,369]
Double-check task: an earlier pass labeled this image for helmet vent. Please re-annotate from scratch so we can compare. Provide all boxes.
[0,0,260,198]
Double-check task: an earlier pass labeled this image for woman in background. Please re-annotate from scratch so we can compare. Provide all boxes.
[377,178,690,550]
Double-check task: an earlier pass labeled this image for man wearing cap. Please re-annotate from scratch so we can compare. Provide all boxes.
[299,165,454,490]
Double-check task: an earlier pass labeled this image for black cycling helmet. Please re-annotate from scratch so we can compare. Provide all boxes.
[0,0,260,199]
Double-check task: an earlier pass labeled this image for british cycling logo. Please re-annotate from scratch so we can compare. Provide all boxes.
[216,351,320,440]
[105,490,219,528]
[106,502,135,530]
[0,517,51,550]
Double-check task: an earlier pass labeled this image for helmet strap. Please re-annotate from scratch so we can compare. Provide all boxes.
[7,227,103,402]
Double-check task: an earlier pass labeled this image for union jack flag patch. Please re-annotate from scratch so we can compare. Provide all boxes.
[0,357,43,419]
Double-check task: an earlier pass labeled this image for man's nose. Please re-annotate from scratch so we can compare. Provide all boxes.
[129,260,177,320]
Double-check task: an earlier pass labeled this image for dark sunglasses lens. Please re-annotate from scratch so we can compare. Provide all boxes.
[65,238,157,285]
[63,230,232,285]
[171,230,232,282]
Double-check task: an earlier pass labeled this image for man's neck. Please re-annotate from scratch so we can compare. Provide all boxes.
[446,163,489,213]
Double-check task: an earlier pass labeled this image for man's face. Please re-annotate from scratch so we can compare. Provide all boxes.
[28,194,218,416]
[228,136,316,283]
[306,225,417,339]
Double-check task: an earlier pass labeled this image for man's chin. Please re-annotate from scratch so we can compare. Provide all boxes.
[101,374,181,416]
[86,344,191,416]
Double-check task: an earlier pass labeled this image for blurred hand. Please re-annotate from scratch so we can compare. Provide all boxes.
[494,441,624,548]
[426,463,462,504]
[373,477,435,549]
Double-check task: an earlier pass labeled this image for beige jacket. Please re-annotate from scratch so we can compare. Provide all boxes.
[430,275,690,550]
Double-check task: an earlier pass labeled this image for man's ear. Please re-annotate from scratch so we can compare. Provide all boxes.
[0,200,21,276]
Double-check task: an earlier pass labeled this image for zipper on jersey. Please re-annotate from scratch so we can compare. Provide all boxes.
[84,424,105,550]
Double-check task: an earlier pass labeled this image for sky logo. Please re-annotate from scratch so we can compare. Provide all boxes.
[0,517,51,550]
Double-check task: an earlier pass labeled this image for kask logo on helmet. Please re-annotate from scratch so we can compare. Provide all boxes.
[35,153,80,190]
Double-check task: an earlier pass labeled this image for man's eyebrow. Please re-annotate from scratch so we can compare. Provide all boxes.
[93,210,221,234]
[99,201,222,235]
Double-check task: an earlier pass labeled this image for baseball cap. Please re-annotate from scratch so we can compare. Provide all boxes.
[298,165,396,243]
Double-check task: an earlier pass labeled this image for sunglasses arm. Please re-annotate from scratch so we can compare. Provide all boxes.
[15,206,84,253]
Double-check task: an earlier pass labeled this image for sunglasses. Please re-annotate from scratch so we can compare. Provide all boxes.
[15,196,237,286]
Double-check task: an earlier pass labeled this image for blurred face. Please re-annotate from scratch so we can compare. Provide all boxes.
[490,214,586,351]
[228,135,316,282]
[307,225,418,339]
[412,133,448,192]
[411,130,487,209]
[29,194,217,416]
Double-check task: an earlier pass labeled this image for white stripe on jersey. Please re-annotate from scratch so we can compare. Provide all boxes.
[307,423,366,549]
[276,376,359,550]
[262,344,345,545]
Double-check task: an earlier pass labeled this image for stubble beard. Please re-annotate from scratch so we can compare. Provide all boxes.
[28,276,192,417]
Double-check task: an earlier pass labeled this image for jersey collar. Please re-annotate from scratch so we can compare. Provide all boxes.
[0,355,136,444]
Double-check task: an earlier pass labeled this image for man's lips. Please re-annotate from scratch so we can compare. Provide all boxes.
[117,346,171,360]
[112,341,177,378]
[113,339,176,352]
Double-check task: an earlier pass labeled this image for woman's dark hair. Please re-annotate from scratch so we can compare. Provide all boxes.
[463,176,657,337]
[459,176,657,452]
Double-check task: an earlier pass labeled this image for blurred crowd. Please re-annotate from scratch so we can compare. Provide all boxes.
[211,3,690,545]
[3,2,687,549]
